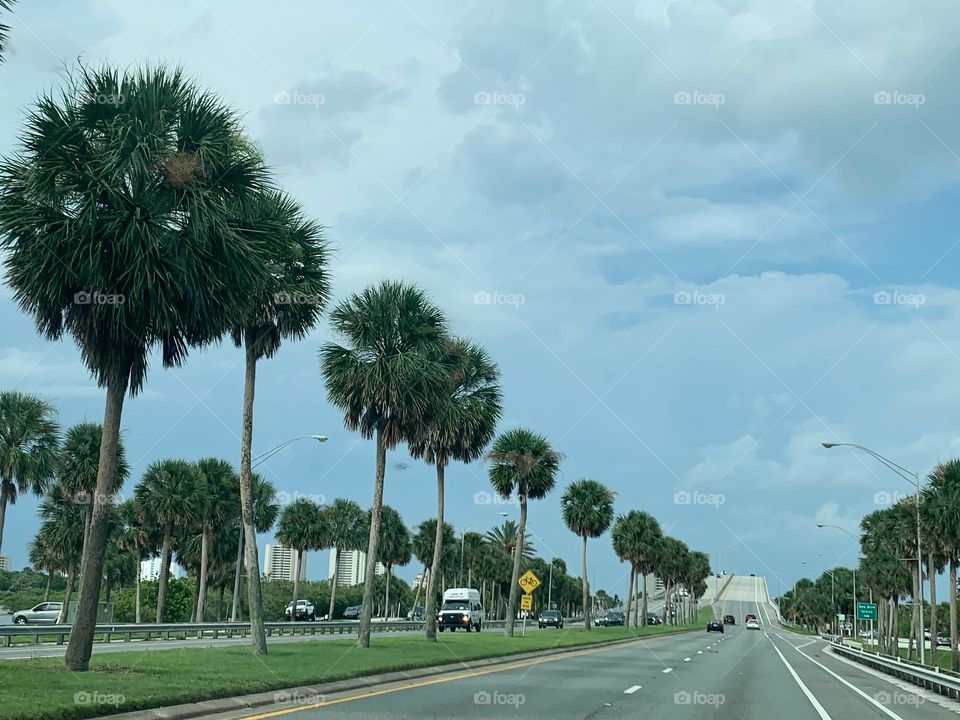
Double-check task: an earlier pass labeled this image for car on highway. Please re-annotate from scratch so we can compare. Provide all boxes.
[12,602,62,625]
[406,605,425,621]
[746,618,762,630]
[723,614,736,625]
[342,605,362,619]
[596,611,625,626]
[707,619,724,633]
[646,613,663,625]
[284,599,316,621]
[437,588,483,632]
[744,613,758,623]
[538,610,564,629]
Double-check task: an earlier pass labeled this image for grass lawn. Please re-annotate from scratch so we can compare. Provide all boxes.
[0,612,711,720]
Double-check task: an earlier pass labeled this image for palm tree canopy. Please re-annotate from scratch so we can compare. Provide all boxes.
[654,536,690,584]
[611,509,662,573]
[412,518,456,570]
[36,483,85,564]
[195,458,240,528]
[276,498,326,553]
[0,390,60,502]
[408,337,502,466]
[487,428,561,501]
[134,459,203,531]
[485,520,535,560]
[0,64,270,393]
[324,498,367,551]
[376,504,412,567]
[58,422,130,501]
[230,189,331,360]
[560,479,616,539]
[250,472,280,533]
[0,1,14,63]
[320,280,449,448]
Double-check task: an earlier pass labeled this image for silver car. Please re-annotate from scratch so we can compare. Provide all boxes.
[12,601,63,625]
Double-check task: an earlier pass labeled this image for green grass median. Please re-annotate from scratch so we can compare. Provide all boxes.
[0,612,711,720]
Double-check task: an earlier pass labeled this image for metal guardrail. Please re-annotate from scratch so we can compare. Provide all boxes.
[0,618,510,648]
[830,641,960,699]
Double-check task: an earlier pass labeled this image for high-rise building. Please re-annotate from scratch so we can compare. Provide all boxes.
[327,549,384,587]
[264,544,307,582]
[139,557,183,581]
[0,555,10,571]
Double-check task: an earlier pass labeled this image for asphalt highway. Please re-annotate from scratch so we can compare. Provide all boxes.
[204,576,960,720]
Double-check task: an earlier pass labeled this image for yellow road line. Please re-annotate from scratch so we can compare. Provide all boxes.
[242,637,651,719]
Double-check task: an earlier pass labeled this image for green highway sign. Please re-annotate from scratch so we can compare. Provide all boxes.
[856,602,877,620]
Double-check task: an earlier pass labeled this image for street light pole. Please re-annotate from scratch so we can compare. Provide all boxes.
[822,442,924,663]
[230,434,328,622]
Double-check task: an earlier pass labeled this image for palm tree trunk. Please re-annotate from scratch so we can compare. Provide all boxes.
[191,570,200,623]
[624,566,635,627]
[156,526,172,623]
[43,572,51,602]
[581,534,591,631]
[291,548,302,617]
[951,559,958,671]
[383,564,391,619]
[133,540,141,624]
[230,527,243,622]
[425,461,445,642]
[641,572,648,626]
[239,335,268,656]
[0,480,8,555]
[328,547,340,620]
[505,495,528,637]
[357,428,387,648]
[910,565,920,660]
[65,374,127,672]
[196,525,211,623]
[78,507,92,587]
[57,559,76,624]
[929,553,938,666]
[218,584,226,621]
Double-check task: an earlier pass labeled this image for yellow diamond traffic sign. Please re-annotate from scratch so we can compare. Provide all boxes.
[520,594,533,611]
[518,570,541,593]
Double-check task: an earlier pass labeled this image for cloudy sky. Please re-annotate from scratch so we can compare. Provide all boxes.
[2,0,959,596]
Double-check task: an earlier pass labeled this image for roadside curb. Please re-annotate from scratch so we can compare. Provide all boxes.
[98,625,703,720]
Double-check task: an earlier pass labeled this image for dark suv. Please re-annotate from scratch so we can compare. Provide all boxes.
[723,614,736,625]
[538,610,564,629]
[707,620,725,633]
[596,611,625,626]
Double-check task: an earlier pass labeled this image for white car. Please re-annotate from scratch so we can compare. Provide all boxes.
[746,618,761,630]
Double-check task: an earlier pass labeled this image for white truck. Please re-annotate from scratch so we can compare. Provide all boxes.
[437,588,484,632]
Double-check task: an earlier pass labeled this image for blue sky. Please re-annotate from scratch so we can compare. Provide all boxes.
[2,0,960,598]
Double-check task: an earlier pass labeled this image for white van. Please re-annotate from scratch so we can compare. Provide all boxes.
[437,588,484,632]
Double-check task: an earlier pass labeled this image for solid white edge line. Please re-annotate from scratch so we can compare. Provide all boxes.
[624,685,641,694]
[785,639,908,720]
[767,635,833,720]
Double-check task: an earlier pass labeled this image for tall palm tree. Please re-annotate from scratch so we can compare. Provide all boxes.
[58,423,130,582]
[28,532,62,601]
[231,190,329,654]
[0,390,60,555]
[0,65,269,671]
[276,498,325,613]
[461,531,486,587]
[484,520,536,561]
[611,510,662,626]
[230,472,279,622]
[375,505,411,619]
[928,459,960,670]
[611,515,635,626]
[560,479,615,631]
[487,428,561,636]
[655,537,689,625]
[408,338,502,641]
[0,1,13,63]
[36,483,84,623]
[324,498,367,620]
[115,499,155,623]
[411,519,456,612]
[194,458,240,623]
[134,459,203,623]
[320,280,448,647]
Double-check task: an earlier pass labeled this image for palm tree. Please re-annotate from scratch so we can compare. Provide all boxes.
[655,537,689,625]
[320,280,449,647]
[0,390,60,555]
[36,483,84,623]
[276,498,325,613]
[408,337,502,641]
[375,505,411,619]
[324,498,367,620]
[28,532,62,601]
[194,458,240,623]
[57,423,130,582]
[487,428,561,636]
[230,472,279,622]
[0,1,14,63]
[135,460,203,623]
[461,531,486,587]
[231,189,329,653]
[484,521,536,561]
[611,510,661,626]
[0,65,269,671]
[411,519,456,612]
[560,479,615,631]
[928,459,960,670]
[115,499,155,623]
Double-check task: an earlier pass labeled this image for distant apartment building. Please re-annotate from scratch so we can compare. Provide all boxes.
[139,557,183,581]
[264,544,307,582]
[327,549,384,587]
[0,555,10,571]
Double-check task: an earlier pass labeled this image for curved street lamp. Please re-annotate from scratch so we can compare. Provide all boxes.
[231,434,328,622]
[821,441,923,663]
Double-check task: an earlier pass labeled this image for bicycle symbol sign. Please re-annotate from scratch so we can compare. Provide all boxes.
[518,570,541,593]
